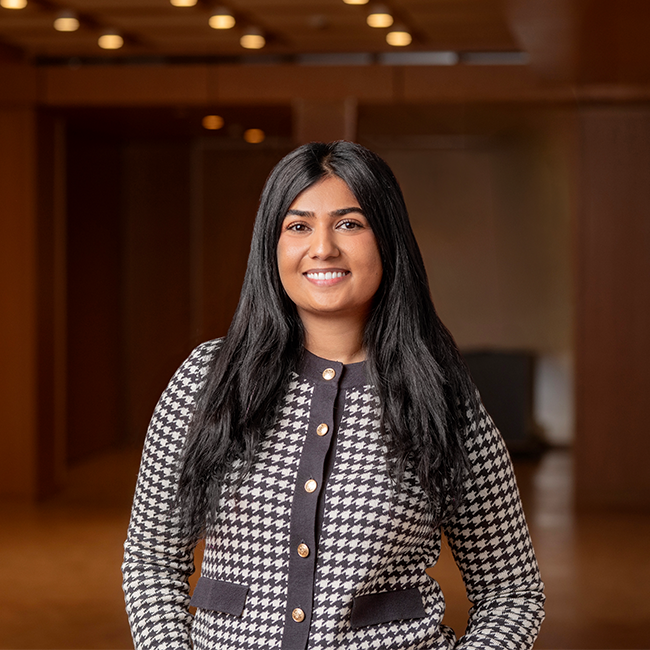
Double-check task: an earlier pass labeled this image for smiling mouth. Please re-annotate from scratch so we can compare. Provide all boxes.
[305,271,349,280]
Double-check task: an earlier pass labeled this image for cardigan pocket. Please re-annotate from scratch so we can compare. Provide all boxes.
[190,576,249,616]
[350,587,427,628]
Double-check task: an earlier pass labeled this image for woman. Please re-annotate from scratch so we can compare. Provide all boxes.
[122,141,545,650]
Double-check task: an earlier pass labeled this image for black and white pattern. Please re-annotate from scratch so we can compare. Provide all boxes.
[444,406,545,650]
[308,387,444,650]
[192,375,314,649]
[122,340,219,649]
[122,341,545,650]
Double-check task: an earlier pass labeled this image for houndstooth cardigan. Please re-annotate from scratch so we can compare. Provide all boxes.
[122,339,545,650]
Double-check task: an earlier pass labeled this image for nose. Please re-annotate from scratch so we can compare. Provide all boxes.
[308,224,339,259]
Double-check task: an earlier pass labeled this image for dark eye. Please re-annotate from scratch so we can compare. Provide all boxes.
[287,222,310,232]
[339,220,361,231]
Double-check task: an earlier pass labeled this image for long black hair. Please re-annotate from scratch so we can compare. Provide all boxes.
[177,141,479,541]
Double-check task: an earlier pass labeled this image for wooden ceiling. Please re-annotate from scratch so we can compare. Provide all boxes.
[0,0,518,60]
[1,0,650,85]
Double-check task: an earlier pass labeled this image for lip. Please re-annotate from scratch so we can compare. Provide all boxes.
[303,268,350,286]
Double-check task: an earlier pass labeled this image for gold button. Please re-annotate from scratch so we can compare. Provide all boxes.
[316,423,329,436]
[322,368,336,380]
[304,479,317,493]
[297,543,310,558]
[292,607,305,622]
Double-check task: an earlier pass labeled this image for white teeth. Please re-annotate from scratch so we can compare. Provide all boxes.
[306,271,347,279]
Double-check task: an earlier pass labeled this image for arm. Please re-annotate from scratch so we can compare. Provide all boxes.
[442,403,545,650]
[122,341,219,650]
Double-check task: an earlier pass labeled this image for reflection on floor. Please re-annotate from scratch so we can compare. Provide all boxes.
[0,448,648,649]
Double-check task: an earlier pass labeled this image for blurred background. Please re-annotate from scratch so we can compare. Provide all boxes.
[0,0,649,648]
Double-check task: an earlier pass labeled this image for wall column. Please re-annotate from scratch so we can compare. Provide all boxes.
[0,61,65,499]
[0,107,39,499]
[574,105,650,510]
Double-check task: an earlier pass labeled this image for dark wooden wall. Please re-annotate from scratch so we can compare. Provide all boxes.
[66,133,123,462]
[575,106,650,510]
[120,140,193,446]
[198,146,291,339]
[0,107,39,498]
[65,132,291,454]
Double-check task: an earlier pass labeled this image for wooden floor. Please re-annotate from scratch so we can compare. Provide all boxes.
[0,447,648,649]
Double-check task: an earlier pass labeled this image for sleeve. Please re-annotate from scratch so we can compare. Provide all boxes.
[442,402,545,650]
[121,340,220,650]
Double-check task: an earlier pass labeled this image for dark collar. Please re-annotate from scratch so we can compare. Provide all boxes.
[297,349,369,389]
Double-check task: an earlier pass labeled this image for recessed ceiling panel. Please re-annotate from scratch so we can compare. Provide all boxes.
[0,0,517,60]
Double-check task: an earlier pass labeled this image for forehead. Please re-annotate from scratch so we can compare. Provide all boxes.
[288,176,360,212]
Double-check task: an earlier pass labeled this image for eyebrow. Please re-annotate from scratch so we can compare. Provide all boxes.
[285,207,365,218]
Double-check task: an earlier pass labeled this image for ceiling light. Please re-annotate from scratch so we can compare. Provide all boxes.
[343,0,369,4]
[386,25,411,46]
[240,27,265,50]
[1,0,27,8]
[244,128,265,144]
[202,115,224,130]
[367,5,393,28]
[170,0,197,6]
[54,11,80,32]
[98,31,124,50]
[209,7,235,29]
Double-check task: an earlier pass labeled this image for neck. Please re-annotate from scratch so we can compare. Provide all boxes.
[300,311,367,364]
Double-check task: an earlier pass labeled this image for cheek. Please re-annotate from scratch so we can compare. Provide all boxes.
[372,247,383,277]
[363,239,383,285]
[276,238,289,274]
[276,239,299,291]
[370,261,383,295]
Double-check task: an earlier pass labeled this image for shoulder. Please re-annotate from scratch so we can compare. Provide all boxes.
[180,338,223,373]
[158,338,224,404]
[185,338,223,369]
